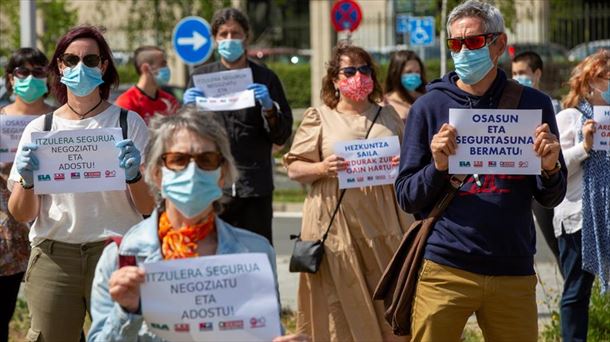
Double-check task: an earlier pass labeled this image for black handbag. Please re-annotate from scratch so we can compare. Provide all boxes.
[289,106,382,273]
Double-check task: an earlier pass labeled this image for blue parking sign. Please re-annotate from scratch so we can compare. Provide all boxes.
[396,14,410,34]
[409,16,435,47]
[172,16,213,65]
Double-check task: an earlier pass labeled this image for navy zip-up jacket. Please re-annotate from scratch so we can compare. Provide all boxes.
[395,69,567,276]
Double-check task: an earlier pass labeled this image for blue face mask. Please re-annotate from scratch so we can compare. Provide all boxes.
[161,161,223,218]
[14,75,48,103]
[218,39,244,62]
[451,45,494,85]
[601,80,610,105]
[513,75,533,87]
[155,67,171,86]
[60,62,104,97]
[401,73,422,91]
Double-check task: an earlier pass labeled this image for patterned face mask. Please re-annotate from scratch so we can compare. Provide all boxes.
[338,73,374,102]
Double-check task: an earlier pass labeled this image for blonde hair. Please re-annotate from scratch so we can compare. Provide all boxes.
[562,49,610,109]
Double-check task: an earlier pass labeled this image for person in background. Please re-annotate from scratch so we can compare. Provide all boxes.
[384,50,427,122]
[115,46,178,124]
[183,8,292,244]
[285,43,412,342]
[512,50,562,272]
[0,47,53,342]
[88,108,308,342]
[7,26,154,341]
[554,49,609,342]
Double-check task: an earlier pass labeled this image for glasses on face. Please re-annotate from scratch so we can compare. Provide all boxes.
[13,66,48,79]
[60,53,102,68]
[339,65,372,78]
[446,33,500,53]
[161,151,224,172]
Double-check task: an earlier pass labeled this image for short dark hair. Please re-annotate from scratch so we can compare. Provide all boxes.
[211,8,250,39]
[321,43,383,109]
[4,48,49,94]
[513,51,543,73]
[133,46,164,75]
[384,50,427,105]
[48,25,119,105]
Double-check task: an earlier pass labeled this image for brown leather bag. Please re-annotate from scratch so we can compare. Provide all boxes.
[372,80,524,336]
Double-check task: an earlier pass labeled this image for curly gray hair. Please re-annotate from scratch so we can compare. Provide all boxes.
[447,0,505,37]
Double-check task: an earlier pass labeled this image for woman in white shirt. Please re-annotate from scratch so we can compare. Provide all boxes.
[554,49,610,342]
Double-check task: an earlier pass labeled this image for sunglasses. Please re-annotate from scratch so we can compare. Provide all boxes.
[339,65,372,77]
[161,151,224,172]
[447,33,501,53]
[13,66,48,79]
[60,53,102,68]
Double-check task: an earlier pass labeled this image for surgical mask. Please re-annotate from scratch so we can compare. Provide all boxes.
[218,39,244,62]
[60,62,104,97]
[401,73,422,91]
[513,75,533,87]
[161,162,222,218]
[155,67,171,86]
[13,75,48,103]
[601,80,610,105]
[451,45,494,85]
[338,73,374,102]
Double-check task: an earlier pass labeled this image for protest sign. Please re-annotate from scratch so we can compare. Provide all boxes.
[334,136,400,189]
[31,128,125,194]
[196,90,255,111]
[0,115,38,163]
[449,109,541,175]
[192,68,255,111]
[593,106,610,151]
[140,253,281,342]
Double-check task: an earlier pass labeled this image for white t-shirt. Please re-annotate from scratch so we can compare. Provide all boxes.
[8,105,149,245]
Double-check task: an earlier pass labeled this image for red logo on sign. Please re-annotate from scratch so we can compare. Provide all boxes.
[219,320,244,330]
[250,317,266,329]
[84,171,101,179]
[473,161,483,168]
[174,323,189,332]
[500,161,515,167]
[54,173,65,180]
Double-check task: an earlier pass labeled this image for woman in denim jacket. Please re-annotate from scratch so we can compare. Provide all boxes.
[88,107,308,342]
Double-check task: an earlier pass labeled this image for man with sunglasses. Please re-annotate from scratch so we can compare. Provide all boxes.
[394,1,567,340]
[115,46,178,124]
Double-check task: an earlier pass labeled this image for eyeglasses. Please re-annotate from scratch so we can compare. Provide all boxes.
[13,66,48,79]
[339,65,372,77]
[446,33,501,53]
[60,53,102,68]
[161,151,224,171]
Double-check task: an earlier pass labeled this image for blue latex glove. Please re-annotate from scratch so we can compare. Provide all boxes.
[116,139,141,181]
[183,87,205,105]
[15,143,39,186]
[247,83,273,110]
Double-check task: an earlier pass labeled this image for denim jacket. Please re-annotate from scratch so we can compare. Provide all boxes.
[87,210,279,341]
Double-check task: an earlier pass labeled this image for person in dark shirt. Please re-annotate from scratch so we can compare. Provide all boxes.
[395,1,567,340]
[183,8,293,243]
[115,46,178,124]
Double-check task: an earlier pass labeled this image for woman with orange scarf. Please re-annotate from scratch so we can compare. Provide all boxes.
[87,107,309,342]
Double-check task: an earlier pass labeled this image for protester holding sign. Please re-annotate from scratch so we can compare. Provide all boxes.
[0,47,53,342]
[554,49,610,341]
[7,26,154,341]
[383,50,427,122]
[395,1,566,340]
[183,8,293,244]
[88,108,307,342]
[284,43,412,342]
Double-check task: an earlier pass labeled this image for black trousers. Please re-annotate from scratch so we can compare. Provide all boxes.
[220,195,273,245]
[0,272,24,342]
[532,200,562,276]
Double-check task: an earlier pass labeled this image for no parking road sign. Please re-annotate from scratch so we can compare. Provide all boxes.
[172,16,213,65]
[331,0,362,32]
[409,16,435,47]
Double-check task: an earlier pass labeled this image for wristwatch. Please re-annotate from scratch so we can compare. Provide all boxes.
[19,177,34,190]
[541,161,561,179]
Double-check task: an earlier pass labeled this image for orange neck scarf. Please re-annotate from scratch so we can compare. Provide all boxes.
[158,211,215,260]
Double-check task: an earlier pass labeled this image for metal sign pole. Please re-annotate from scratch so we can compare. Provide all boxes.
[20,0,36,48]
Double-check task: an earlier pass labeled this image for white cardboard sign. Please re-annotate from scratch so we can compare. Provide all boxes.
[593,106,610,151]
[192,68,255,111]
[0,115,38,163]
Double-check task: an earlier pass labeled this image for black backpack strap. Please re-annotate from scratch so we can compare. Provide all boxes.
[43,112,53,131]
[119,108,128,140]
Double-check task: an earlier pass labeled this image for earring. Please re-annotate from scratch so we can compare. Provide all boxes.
[335,89,339,98]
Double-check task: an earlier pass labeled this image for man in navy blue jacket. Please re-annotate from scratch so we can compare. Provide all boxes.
[395,1,567,340]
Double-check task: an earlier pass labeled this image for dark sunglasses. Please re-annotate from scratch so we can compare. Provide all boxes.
[13,66,48,79]
[339,65,372,78]
[60,53,102,68]
[446,32,501,53]
[161,151,224,172]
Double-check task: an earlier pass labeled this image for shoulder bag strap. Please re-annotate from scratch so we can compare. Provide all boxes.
[321,106,383,242]
[119,108,128,140]
[43,112,53,131]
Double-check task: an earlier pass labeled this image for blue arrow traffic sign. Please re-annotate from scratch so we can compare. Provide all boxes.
[409,16,435,47]
[172,16,213,65]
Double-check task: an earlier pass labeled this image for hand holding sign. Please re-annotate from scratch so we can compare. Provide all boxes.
[116,139,142,182]
[322,154,347,177]
[109,266,145,313]
[247,83,273,110]
[582,119,597,152]
[15,143,39,187]
[431,123,457,171]
[533,123,561,171]
[183,87,205,105]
